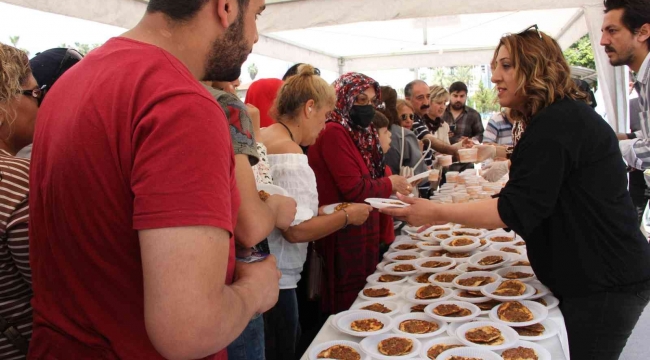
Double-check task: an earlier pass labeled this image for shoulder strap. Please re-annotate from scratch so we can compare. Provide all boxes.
[400,126,406,166]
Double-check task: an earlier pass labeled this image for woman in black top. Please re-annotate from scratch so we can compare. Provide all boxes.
[382,27,650,360]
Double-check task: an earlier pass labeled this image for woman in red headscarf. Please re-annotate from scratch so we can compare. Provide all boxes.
[308,73,411,314]
[245,78,283,128]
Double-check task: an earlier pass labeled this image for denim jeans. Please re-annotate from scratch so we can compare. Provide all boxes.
[226,315,265,360]
[560,288,650,360]
[264,289,300,360]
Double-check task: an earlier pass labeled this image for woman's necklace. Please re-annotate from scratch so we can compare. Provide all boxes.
[278,122,295,142]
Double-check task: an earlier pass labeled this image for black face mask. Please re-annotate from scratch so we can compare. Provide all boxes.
[349,105,375,128]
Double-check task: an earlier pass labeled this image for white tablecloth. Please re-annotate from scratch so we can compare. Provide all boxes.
[300,277,570,359]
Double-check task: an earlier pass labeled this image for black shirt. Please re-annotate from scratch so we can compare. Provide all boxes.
[498,98,650,297]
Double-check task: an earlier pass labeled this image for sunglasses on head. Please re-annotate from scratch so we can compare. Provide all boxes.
[513,24,543,39]
[401,114,415,121]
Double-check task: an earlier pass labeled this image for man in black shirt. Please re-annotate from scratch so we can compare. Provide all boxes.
[442,81,484,144]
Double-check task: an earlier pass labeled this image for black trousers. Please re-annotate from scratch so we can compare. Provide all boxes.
[560,288,650,360]
[264,289,300,360]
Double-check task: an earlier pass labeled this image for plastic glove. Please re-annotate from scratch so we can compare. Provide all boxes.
[482,160,510,182]
[475,144,497,162]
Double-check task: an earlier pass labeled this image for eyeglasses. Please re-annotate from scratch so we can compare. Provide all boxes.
[355,95,380,107]
[38,48,83,99]
[401,114,415,121]
[20,86,45,106]
[514,24,543,39]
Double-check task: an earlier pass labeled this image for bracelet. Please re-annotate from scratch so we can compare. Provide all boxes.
[341,208,349,229]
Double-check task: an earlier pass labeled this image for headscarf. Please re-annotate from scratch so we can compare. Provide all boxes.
[328,72,385,179]
[245,78,283,128]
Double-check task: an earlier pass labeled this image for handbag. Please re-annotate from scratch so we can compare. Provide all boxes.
[306,242,324,301]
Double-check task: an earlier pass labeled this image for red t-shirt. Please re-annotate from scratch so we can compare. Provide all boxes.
[28,38,238,359]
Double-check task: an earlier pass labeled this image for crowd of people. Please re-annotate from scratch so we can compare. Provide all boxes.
[0,0,648,359]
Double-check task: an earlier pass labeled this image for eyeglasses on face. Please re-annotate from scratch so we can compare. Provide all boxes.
[20,86,45,106]
[401,114,415,121]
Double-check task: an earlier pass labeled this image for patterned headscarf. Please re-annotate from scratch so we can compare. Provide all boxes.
[328,72,385,179]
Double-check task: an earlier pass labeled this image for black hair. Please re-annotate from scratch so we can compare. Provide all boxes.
[372,111,390,129]
[282,63,321,81]
[449,81,468,94]
[604,0,650,50]
[148,0,250,22]
[404,80,427,98]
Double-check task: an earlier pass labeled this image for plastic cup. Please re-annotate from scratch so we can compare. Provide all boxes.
[458,148,479,163]
[452,193,470,203]
[446,171,460,183]
[428,169,441,182]
[436,155,453,167]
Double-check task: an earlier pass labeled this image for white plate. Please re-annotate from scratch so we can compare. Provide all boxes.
[414,257,457,273]
[527,281,551,299]
[453,271,501,291]
[391,313,448,339]
[451,288,491,303]
[488,300,548,327]
[447,318,487,338]
[404,285,453,304]
[496,340,552,360]
[429,271,461,288]
[377,261,392,272]
[481,281,536,301]
[494,266,536,283]
[417,241,443,251]
[359,285,403,302]
[384,261,419,276]
[322,202,351,215]
[534,295,559,310]
[455,320,520,351]
[309,340,371,360]
[352,300,402,317]
[488,242,527,256]
[257,183,289,196]
[366,198,410,209]
[422,231,454,242]
[477,238,492,251]
[400,302,430,315]
[385,251,423,262]
[407,170,433,183]
[484,232,518,244]
[407,273,436,286]
[391,240,421,252]
[367,273,409,286]
[513,319,560,341]
[330,310,356,331]
[424,300,481,323]
[437,347,502,360]
[419,336,465,359]
[336,310,394,337]
[360,333,422,360]
[468,251,511,269]
[441,236,481,253]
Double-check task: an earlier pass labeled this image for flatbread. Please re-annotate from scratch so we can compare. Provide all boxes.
[457,276,494,287]
[502,346,539,360]
[476,299,502,311]
[512,261,531,266]
[377,337,413,356]
[500,247,520,254]
[350,318,384,332]
[532,298,548,306]
[393,264,416,272]
[361,303,392,314]
[415,285,445,299]
[394,255,418,261]
[478,255,504,265]
[421,260,451,268]
[317,345,361,360]
[450,237,475,247]
[514,323,546,336]
[378,274,404,282]
[399,319,439,334]
[457,290,484,298]
[415,273,434,284]
[426,344,464,359]
[363,288,393,298]
[433,304,462,316]
[410,304,427,313]
[504,272,534,280]
[465,326,502,343]
[446,308,472,317]
[334,203,351,212]
[498,301,535,322]
[493,280,526,297]
[449,357,482,360]
[258,190,271,201]
[446,252,472,258]
[490,236,514,242]
[395,244,418,250]
[434,273,459,283]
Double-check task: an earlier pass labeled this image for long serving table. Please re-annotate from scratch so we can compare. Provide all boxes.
[300,231,571,360]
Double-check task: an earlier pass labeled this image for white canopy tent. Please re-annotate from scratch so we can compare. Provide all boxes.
[1,0,631,131]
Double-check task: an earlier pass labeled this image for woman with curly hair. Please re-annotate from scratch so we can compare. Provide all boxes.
[381,27,650,359]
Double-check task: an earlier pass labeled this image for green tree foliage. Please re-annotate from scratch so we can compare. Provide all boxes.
[471,80,500,115]
[8,36,30,57]
[563,35,596,70]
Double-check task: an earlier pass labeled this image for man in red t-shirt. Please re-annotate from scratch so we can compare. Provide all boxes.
[28,0,279,359]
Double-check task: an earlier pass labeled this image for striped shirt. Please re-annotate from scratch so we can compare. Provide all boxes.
[411,116,434,167]
[483,112,513,145]
[0,151,32,360]
[624,52,650,170]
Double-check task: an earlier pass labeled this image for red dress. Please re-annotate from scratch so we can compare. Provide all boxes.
[308,122,393,314]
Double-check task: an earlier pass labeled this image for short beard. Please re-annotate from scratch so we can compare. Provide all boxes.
[607,45,635,67]
[451,102,465,110]
[203,11,250,82]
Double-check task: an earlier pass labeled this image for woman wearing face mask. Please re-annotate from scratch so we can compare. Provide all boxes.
[258,65,373,360]
[381,27,650,359]
[308,73,411,314]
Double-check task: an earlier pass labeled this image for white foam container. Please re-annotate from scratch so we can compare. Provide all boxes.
[437,346,502,360]
[367,272,409,286]
[403,285,454,304]
[495,340,552,360]
[391,312,448,339]
[424,300,481,323]
[309,340,371,360]
[360,333,422,360]
[494,266,536,283]
[359,284,403,302]
[453,271,501,291]
[455,320,520,351]
[351,300,401,317]
[441,236,481,253]
[488,300,548,327]
[414,257,457,273]
[481,280,535,301]
[336,310,394,337]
